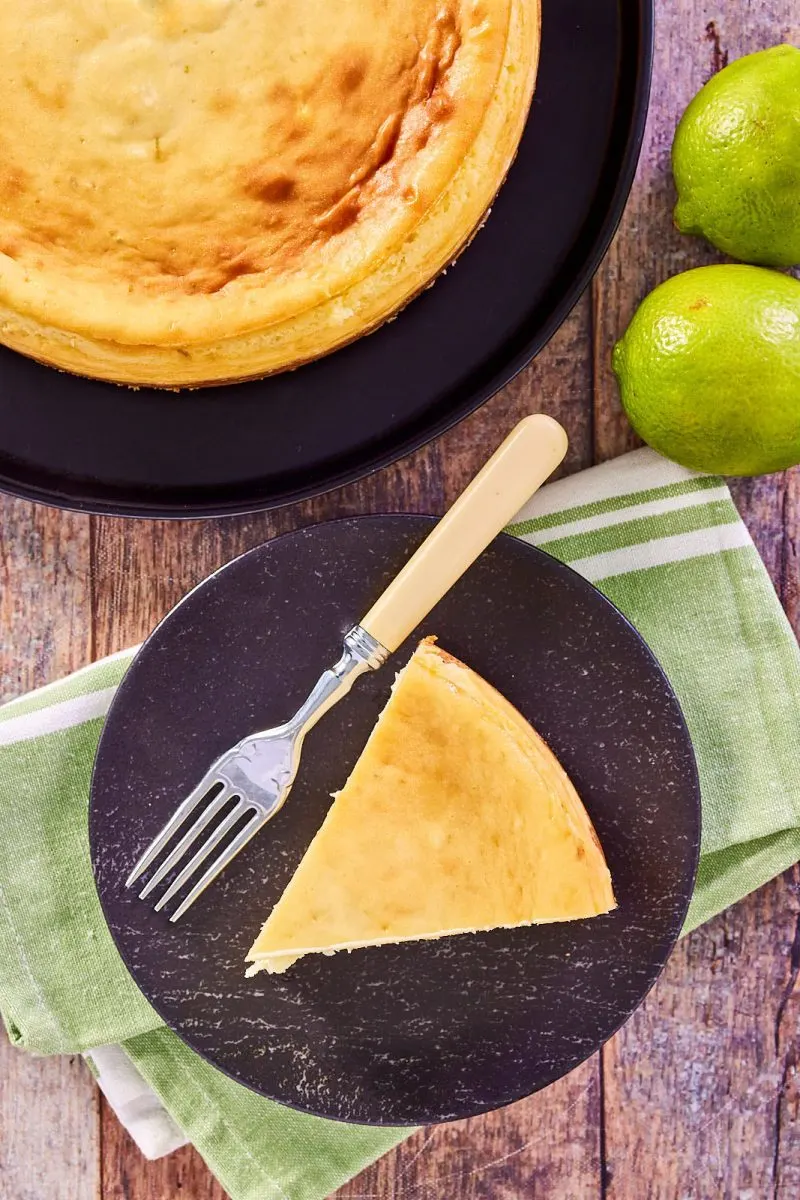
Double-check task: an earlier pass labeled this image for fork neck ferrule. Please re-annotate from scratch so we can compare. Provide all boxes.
[341,625,390,673]
[287,625,389,737]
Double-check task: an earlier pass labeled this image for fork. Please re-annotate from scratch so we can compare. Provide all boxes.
[127,414,568,920]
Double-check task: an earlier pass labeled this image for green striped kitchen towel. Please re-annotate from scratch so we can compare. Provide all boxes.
[1,448,799,1200]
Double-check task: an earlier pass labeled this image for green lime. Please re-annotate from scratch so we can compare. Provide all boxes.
[612,265,800,476]
[673,44,800,268]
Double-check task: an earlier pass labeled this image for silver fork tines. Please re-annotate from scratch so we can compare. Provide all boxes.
[156,801,264,922]
[125,777,228,889]
[126,625,388,921]
[133,783,234,898]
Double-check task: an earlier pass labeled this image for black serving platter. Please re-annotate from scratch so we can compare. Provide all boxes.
[90,516,700,1125]
[0,1,652,517]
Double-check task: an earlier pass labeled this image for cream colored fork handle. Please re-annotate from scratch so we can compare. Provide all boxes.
[360,413,568,654]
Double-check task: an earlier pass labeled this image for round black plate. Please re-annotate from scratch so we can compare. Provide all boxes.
[0,1,652,517]
[91,516,700,1125]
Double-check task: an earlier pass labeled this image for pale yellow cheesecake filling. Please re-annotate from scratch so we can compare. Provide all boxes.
[247,639,615,976]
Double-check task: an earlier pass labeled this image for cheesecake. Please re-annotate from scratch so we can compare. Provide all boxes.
[0,1,540,386]
[247,639,615,975]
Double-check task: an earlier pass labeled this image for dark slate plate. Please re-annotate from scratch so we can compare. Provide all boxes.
[90,516,700,1125]
[0,0,653,516]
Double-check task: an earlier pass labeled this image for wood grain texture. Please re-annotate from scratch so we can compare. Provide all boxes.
[99,1097,226,1200]
[3,2,800,1198]
[603,869,800,1200]
[0,496,92,702]
[337,1061,600,1200]
[0,494,99,1200]
[592,7,800,1200]
[0,1039,100,1200]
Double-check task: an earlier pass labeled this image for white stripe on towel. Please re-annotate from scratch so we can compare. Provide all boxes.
[568,522,754,582]
[0,686,118,747]
[85,1045,188,1161]
[512,448,703,522]
[525,485,732,545]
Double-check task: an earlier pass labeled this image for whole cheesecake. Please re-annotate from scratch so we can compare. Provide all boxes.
[0,1,540,387]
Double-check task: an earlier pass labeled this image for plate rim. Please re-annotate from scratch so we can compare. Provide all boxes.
[89,513,701,1125]
[0,1,654,519]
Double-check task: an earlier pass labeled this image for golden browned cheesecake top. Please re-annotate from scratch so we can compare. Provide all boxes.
[0,0,513,348]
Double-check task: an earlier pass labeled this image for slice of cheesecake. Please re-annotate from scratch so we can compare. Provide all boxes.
[246,638,615,976]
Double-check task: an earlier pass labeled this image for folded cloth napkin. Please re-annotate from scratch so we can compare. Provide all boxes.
[2,448,799,1200]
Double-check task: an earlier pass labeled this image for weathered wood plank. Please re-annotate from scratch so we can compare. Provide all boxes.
[729,474,795,592]
[0,497,93,703]
[779,468,800,640]
[0,1038,100,1200]
[0,495,99,1200]
[99,1098,226,1200]
[592,14,719,459]
[434,300,594,505]
[774,865,800,1200]
[603,872,800,1200]
[337,1060,599,1200]
[592,4,800,1198]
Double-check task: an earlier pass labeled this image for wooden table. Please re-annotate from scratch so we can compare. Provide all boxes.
[2,4,799,1198]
